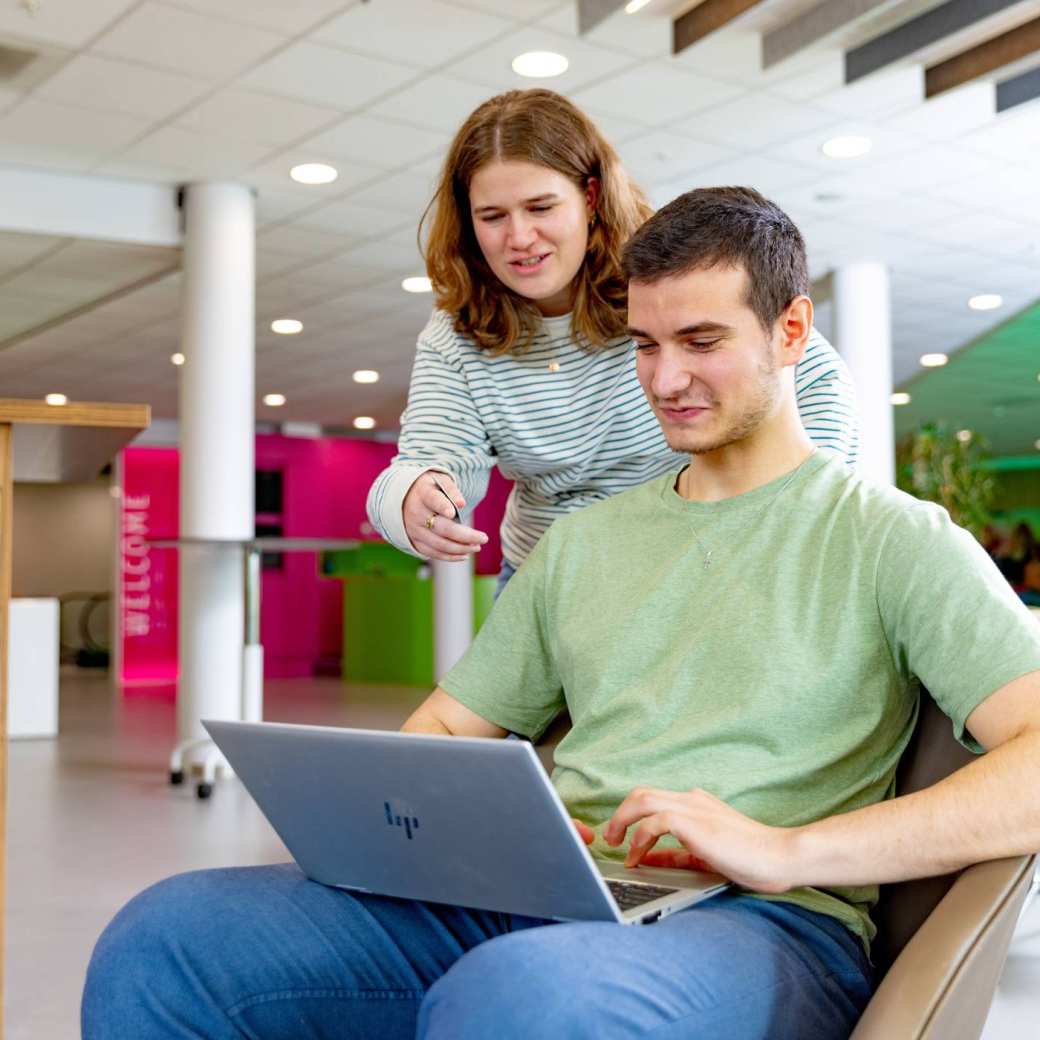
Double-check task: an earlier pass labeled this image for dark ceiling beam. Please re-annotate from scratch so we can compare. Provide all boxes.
[763,0,899,70]
[673,0,767,55]
[997,61,1040,109]
[845,0,1023,83]
[925,15,1040,97]
[577,0,629,35]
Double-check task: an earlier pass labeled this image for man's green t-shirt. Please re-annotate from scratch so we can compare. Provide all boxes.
[440,452,1040,951]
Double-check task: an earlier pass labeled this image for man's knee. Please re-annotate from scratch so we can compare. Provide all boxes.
[419,925,611,1039]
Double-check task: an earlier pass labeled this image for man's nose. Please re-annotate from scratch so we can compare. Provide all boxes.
[652,350,693,399]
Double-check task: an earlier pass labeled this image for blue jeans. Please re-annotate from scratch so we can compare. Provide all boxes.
[493,560,516,600]
[82,864,872,1039]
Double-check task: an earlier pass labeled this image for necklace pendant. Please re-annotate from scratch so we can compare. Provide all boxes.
[703,551,712,570]
[547,360,560,373]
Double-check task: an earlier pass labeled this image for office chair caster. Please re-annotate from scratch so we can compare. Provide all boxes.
[196,782,213,800]
[170,769,184,785]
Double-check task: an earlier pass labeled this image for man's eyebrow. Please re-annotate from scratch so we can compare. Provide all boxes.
[626,322,733,338]
[473,193,560,214]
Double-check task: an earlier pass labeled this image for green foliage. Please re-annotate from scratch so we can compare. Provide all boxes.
[896,422,996,539]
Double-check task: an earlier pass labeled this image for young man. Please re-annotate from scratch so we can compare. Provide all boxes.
[83,189,1040,1040]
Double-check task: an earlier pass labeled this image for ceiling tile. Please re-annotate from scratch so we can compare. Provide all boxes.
[572,64,743,126]
[240,41,417,109]
[767,51,844,103]
[0,97,150,170]
[293,201,414,239]
[93,2,287,80]
[177,89,341,148]
[959,102,1040,163]
[671,91,834,151]
[316,0,511,69]
[445,25,634,94]
[35,53,210,121]
[371,74,497,132]
[762,119,922,175]
[812,65,924,122]
[446,0,559,18]
[244,150,382,195]
[0,0,138,48]
[617,131,735,185]
[0,231,67,274]
[344,168,438,217]
[114,126,274,179]
[166,0,357,36]
[303,114,449,168]
[258,224,362,258]
[887,81,994,143]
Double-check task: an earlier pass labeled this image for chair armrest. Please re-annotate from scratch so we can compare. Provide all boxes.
[851,854,1036,1040]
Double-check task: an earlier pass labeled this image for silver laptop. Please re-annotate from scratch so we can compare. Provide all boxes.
[203,719,729,925]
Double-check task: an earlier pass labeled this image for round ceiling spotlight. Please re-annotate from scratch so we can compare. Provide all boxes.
[171,352,185,366]
[890,392,911,406]
[956,429,973,443]
[353,416,376,430]
[919,353,948,368]
[353,370,380,384]
[401,276,432,293]
[512,51,569,78]
[263,393,287,407]
[45,393,68,406]
[290,163,338,185]
[271,319,303,335]
[968,294,1003,311]
[625,0,653,11]
[820,135,872,159]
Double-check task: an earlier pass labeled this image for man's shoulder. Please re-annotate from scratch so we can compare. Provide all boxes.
[548,473,676,541]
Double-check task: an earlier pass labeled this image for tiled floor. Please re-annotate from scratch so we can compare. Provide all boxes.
[6,670,1040,1038]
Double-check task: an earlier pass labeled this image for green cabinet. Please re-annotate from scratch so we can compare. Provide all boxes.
[323,544,497,686]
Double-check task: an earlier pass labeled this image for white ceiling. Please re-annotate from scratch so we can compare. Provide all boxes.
[0,0,1037,432]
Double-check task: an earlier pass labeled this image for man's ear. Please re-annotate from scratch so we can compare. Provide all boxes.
[776,295,813,368]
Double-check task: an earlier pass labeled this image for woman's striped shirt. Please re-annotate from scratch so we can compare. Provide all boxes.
[367,309,859,567]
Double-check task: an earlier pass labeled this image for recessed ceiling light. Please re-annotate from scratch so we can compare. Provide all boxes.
[263,393,286,407]
[968,294,1003,311]
[353,370,380,384]
[512,51,569,78]
[890,392,911,405]
[290,163,337,185]
[956,429,972,443]
[625,0,653,11]
[821,135,872,159]
[919,353,948,368]
[401,276,432,293]
[171,352,185,366]
[271,319,303,335]
[45,393,67,406]
[353,416,376,430]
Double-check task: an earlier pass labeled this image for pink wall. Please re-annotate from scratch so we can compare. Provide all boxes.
[118,436,512,684]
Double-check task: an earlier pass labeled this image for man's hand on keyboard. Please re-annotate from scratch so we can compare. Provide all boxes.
[572,819,595,845]
[601,786,796,895]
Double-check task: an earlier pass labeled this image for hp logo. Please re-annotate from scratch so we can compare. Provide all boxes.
[385,801,420,840]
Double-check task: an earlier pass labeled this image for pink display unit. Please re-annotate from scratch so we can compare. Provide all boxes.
[118,437,512,686]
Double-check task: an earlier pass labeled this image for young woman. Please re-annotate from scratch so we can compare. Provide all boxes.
[367,89,858,593]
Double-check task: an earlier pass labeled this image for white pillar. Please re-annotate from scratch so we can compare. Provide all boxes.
[432,557,473,679]
[832,262,894,485]
[178,183,254,746]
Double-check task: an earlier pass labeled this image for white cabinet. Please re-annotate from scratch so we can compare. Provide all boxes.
[8,598,59,739]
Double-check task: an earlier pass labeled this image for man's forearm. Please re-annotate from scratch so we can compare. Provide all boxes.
[789,728,1040,889]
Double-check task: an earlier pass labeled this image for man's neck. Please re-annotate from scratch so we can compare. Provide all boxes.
[679,415,816,503]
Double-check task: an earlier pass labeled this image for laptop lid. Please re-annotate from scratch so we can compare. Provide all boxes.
[205,719,625,922]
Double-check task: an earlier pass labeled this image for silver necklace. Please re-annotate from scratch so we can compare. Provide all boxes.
[679,452,815,571]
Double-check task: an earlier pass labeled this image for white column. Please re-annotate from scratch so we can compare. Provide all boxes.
[832,262,894,485]
[178,183,254,746]
[432,557,473,679]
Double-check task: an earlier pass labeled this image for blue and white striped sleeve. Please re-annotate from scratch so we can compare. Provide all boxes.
[366,332,495,557]
[795,329,859,467]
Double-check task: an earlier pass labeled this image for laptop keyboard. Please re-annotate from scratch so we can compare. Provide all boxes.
[606,880,679,912]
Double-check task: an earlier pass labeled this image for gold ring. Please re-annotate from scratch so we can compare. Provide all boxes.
[425,513,437,530]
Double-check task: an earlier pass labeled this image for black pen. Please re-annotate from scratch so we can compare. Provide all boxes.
[430,475,461,521]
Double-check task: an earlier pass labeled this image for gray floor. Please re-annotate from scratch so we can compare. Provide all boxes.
[6,670,1040,1038]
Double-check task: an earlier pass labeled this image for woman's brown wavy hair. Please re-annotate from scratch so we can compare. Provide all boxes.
[421,89,653,354]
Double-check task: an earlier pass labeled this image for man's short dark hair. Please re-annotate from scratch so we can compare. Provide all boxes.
[622,187,809,332]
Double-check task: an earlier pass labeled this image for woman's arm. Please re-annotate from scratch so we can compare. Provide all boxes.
[366,315,497,557]
[794,329,860,467]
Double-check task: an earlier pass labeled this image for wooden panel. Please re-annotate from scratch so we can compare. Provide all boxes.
[673,0,766,55]
[0,399,150,429]
[925,15,1040,97]
[763,0,899,69]
[0,421,11,1040]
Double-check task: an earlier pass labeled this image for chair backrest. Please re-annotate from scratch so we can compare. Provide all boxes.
[872,691,976,974]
